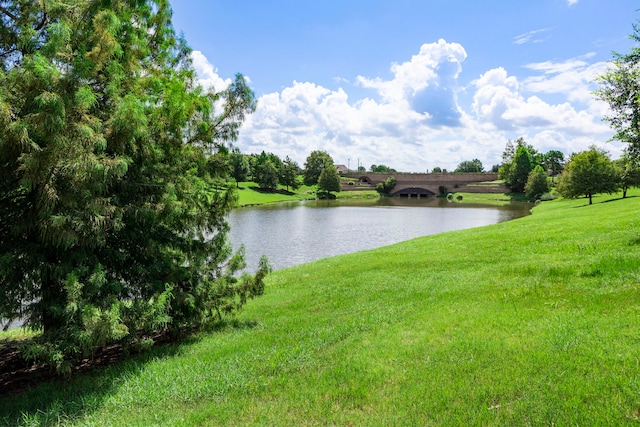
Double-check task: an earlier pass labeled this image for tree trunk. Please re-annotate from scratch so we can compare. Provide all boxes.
[588,193,593,205]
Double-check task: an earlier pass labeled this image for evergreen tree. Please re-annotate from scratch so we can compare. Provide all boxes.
[510,145,534,193]
[0,0,268,370]
[280,156,300,191]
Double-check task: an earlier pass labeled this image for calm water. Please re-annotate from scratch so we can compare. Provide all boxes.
[227,198,531,272]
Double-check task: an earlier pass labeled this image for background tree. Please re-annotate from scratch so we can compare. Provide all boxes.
[229,149,250,187]
[542,150,565,179]
[317,165,341,197]
[596,21,640,154]
[454,159,484,173]
[556,146,620,205]
[510,145,535,193]
[280,156,300,191]
[432,166,443,173]
[499,139,536,193]
[525,165,550,202]
[0,0,268,370]
[376,176,397,196]
[370,164,397,173]
[615,149,640,198]
[254,160,279,190]
[303,150,334,186]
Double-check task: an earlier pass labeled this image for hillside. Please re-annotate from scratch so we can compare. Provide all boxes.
[2,190,640,425]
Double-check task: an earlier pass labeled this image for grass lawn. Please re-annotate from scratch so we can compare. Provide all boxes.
[234,182,379,206]
[2,190,640,425]
[447,191,529,206]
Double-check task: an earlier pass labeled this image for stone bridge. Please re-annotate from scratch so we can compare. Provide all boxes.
[341,172,506,197]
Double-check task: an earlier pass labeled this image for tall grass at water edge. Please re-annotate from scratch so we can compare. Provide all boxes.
[2,190,640,425]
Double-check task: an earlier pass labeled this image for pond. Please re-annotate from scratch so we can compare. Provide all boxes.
[227,197,531,272]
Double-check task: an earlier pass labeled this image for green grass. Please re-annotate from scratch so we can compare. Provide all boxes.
[446,191,529,206]
[235,181,379,206]
[3,190,640,425]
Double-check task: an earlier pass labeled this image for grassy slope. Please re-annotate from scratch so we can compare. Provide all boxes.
[3,191,640,425]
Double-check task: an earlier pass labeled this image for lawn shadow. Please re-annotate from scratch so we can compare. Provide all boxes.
[570,194,638,208]
[0,320,258,425]
[249,186,295,196]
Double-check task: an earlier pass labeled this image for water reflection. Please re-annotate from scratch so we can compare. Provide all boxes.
[227,198,531,271]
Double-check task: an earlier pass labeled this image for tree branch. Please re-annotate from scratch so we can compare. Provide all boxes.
[0,6,18,21]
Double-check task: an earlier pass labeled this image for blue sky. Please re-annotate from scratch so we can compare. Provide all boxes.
[170,0,637,172]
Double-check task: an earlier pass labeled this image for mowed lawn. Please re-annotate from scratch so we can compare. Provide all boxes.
[2,190,640,425]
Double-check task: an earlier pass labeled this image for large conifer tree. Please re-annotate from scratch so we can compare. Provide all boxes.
[0,0,267,368]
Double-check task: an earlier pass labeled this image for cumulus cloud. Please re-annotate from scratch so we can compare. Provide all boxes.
[192,42,619,172]
[567,0,579,6]
[357,39,467,126]
[471,64,610,138]
[191,50,232,91]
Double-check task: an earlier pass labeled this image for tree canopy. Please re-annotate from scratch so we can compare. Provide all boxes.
[454,159,484,173]
[596,21,640,154]
[317,164,341,196]
[525,165,549,202]
[303,150,334,186]
[557,146,620,205]
[0,0,268,370]
[498,138,537,193]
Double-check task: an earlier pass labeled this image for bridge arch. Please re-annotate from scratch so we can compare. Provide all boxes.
[392,187,436,197]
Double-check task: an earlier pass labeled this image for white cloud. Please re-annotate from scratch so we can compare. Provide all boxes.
[522,54,607,104]
[192,43,618,172]
[191,50,232,91]
[513,28,552,45]
[567,0,579,6]
[471,65,610,137]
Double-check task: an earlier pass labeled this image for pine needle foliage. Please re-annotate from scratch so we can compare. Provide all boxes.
[0,0,268,371]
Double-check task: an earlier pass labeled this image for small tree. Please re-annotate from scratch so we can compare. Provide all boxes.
[557,146,620,205]
[525,165,550,201]
[499,138,538,192]
[304,150,334,186]
[280,156,301,191]
[510,145,534,193]
[317,165,341,196]
[432,167,443,173]
[376,176,397,196]
[229,150,250,187]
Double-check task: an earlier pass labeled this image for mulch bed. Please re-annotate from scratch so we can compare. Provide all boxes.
[0,332,177,397]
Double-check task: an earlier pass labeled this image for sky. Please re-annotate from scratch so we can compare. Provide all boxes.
[169,0,637,172]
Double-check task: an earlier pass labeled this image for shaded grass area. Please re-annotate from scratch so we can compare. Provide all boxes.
[3,190,640,425]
